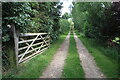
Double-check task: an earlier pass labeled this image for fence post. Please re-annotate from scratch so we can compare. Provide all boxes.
[11,24,19,67]
[48,33,51,48]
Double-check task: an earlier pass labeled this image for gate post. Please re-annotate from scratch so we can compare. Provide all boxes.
[48,32,51,48]
[10,24,19,67]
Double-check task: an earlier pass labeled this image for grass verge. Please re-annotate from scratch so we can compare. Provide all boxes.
[62,32,85,78]
[3,33,68,78]
[75,31,118,78]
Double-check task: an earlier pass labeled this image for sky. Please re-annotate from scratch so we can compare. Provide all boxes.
[60,0,73,16]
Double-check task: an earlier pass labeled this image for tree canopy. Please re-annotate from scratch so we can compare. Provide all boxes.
[72,2,120,43]
[2,2,63,42]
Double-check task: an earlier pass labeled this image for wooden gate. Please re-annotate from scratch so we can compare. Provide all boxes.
[16,33,50,64]
[10,24,50,65]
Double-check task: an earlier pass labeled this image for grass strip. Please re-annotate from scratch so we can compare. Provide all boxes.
[62,32,85,78]
[3,33,68,78]
[75,31,118,78]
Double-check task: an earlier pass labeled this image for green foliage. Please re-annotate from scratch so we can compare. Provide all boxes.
[62,12,72,19]
[2,2,63,72]
[59,19,70,34]
[3,33,68,78]
[73,2,120,78]
[113,37,120,44]
[2,2,63,42]
[72,2,120,41]
[76,31,118,78]
[2,3,34,32]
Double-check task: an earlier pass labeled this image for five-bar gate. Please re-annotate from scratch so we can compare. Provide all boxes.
[10,24,50,65]
[17,33,50,64]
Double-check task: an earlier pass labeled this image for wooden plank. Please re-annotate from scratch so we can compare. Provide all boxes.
[17,32,50,64]
[48,35,51,48]
[18,42,43,51]
[37,42,49,52]
[18,37,42,44]
[37,39,46,52]
[19,47,48,63]
[40,35,49,46]
[18,40,49,51]
[18,43,48,58]
[19,36,49,44]
[19,33,47,36]
[18,34,40,63]
[19,38,37,53]
[11,24,19,67]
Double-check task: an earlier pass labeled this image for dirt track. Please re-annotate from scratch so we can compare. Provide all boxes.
[40,33,70,78]
[74,32,106,79]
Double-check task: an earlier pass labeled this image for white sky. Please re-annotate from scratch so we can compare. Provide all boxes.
[60,0,73,15]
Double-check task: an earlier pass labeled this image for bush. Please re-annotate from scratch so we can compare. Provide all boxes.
[59,19,70,34]
[72,2,120,41]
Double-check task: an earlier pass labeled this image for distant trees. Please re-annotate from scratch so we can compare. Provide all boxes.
[72,2,120,44]
[59,19,70,34]
[59,12,71,34]
[62,12,71,19]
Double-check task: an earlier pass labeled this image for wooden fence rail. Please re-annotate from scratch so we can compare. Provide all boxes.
[12,24,50,66]
[2,24,50,73]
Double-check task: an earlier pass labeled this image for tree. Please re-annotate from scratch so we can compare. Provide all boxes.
[59,19,70,34]
[2,2,63,71]
[72,2,120,40]
[62,12,71,19]
[2,2,63,42]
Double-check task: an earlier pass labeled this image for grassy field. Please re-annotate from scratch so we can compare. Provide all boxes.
[75,31,118,78]
[3,33,68,78]
[62,32,85,78]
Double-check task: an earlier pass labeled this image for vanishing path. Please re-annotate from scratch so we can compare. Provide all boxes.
[40,33,70,78]
[74,32,106,78]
